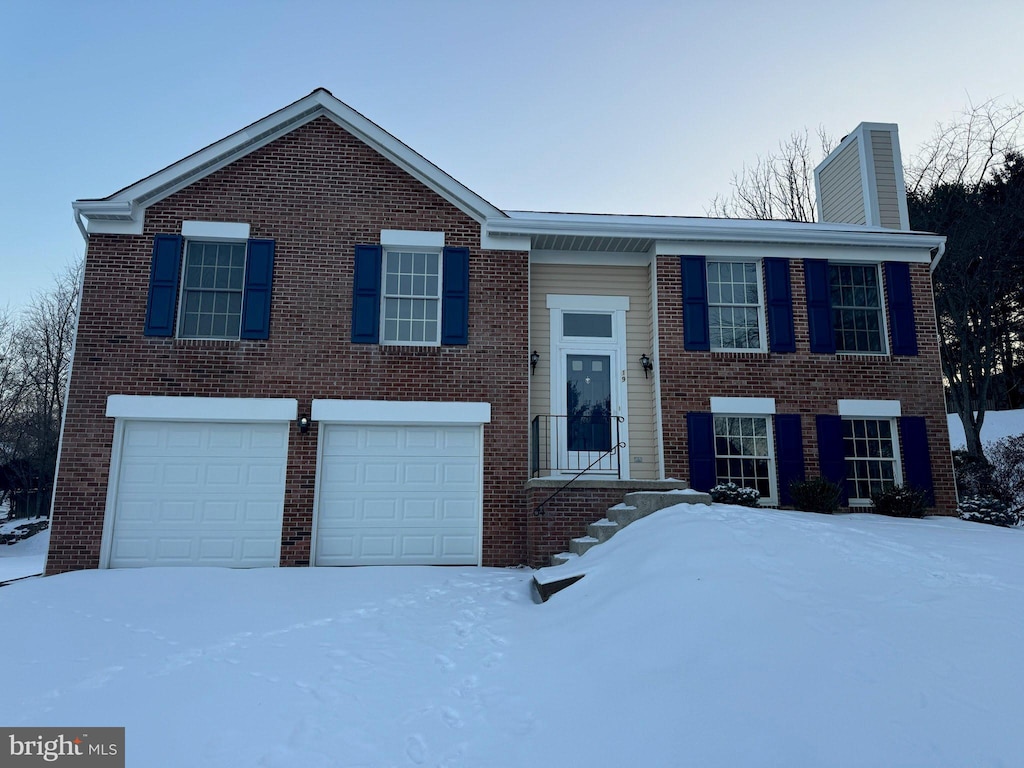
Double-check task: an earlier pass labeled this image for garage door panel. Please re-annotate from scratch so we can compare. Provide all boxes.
[315,423,481,566]
[109,421,287,568]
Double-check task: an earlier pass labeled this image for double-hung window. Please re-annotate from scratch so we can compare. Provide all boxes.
[842,417,901,502]
[178,241,247,339]
[713,414,776,501]
[830,264,885,353]
[381,249,441,345]
[707,260,765,351]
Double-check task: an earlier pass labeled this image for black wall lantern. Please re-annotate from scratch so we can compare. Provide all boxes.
[297,415,311,434]
[640,353,654,378]
[530,350,540,375]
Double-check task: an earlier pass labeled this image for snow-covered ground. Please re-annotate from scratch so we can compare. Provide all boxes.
[0,516,49,583]
[947,408,1024,448]
[2,503,1022,767]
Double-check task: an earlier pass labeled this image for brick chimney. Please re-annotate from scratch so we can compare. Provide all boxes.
[815,123,909,230]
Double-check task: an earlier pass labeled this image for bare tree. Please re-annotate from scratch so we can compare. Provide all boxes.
[707,127,834,222]
[0,262,82,517]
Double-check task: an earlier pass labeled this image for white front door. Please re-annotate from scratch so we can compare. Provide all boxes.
[548,297,630,477]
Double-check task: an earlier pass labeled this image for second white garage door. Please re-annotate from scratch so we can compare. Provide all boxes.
[314,424,482,565]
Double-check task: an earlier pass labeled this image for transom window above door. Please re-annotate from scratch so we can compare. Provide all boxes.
[562,312,613,338]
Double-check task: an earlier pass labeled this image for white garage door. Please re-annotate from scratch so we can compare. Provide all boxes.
[108,421,289,568]
[315,424,482,565]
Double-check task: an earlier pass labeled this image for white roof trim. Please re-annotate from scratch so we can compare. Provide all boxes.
[106,395,298,422]
[75,89,505,235]
[312,399,491,425]
[487,212,944,252]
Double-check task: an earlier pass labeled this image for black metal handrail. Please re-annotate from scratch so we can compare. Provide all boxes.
[530,415,625,516]
[530,414,623,477]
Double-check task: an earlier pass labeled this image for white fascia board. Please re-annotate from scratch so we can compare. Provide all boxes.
[710,397,776,414]
[489,215,944,252]
[654,240,935,263]
[480,232,531,251]
[838,399,902,418]
[531,251,651,267]
[182,221,251,240]
[312,399,491,425]
[546,294,630,311]
[381,229,444,248]
[106,395,298,422]
[76,89,506,235]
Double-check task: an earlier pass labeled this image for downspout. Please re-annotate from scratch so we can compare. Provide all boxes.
[929,240,946,273]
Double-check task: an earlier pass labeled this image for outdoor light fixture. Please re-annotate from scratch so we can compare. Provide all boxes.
[640,353,654,378]
[530,350,540,374]
[297,415,311,434]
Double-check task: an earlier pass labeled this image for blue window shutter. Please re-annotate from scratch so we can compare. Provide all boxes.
[144,234,183,337]
[774,414,804,504]
[441,246,470,345]
[804,260,835,354]
[764,258,795,353]
[351,245,382,344]
[681,256,710,351]
[687,412,716,492]
[240,239,274,340]
[900,416,934,505]
[885,262,918,356]
[815,414,848,503]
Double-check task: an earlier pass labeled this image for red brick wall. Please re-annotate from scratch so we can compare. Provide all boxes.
[656,255,957,513]
[525,486,629,568]
[48,116,529,574]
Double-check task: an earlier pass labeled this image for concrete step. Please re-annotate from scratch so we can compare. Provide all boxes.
[587,518,620,542]
[623,489,711,518]
[550,551,578,567]
[569,535,600,556]
[606,503,641,527]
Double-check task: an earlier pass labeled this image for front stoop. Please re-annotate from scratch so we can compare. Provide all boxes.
[532,488,712,602]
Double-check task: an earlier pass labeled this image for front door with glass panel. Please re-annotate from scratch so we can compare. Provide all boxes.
[549,301,629,477]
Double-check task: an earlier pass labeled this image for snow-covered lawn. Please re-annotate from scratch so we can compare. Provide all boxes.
[0,516,49,583]
[2,504,1022,767]
[947,408,1024,448]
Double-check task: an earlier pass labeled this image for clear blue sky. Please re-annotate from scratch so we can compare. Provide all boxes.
[2,0,1022,312]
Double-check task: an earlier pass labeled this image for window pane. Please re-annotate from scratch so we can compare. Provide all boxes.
[562,313,613,338]
[707,260,763,350]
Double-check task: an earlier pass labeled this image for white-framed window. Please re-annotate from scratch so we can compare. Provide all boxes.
[381,248,441,345]
[177,240,247,339]
[713,414,777,502]
[707,260,766,351]
[842,417,901,503]
[830,263,886,353]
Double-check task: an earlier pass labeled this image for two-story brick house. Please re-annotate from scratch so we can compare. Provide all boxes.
[46,89,953,574]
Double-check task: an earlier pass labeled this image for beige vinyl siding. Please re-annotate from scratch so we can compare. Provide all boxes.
[870,130,903,229]
[530,263,659,479]
[818,138,867,225]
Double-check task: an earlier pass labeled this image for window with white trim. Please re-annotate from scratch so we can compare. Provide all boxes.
[707,260,765,351]
[830,264,885,353]
[843,417,901,502]
[713,414,776,501]
[178,240,246,339]
[381,249,441,345]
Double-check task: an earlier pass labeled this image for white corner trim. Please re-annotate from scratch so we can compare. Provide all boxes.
[838,399,902,418]
[106,395,298,422]
[710,397,776,415]
[546,294,630,311]
[381,229,445,249]
[182,221,251,240]
[312,399,491,425]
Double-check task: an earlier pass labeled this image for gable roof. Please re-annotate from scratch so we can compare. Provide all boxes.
[73,88,507,236]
